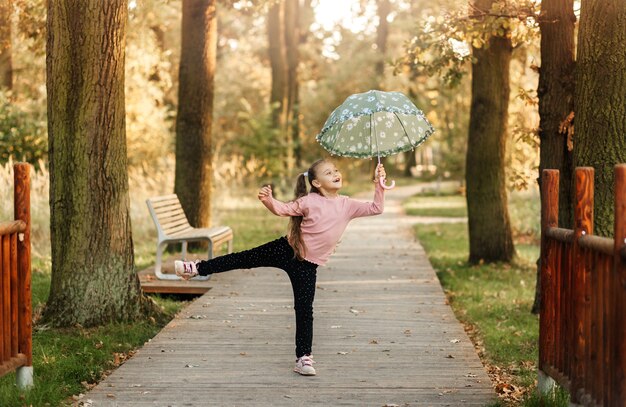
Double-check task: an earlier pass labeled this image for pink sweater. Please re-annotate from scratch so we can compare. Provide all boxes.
[260,184,385,265]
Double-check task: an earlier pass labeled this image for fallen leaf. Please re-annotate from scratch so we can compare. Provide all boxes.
[337,351,348,355]
[450,339,460,343]
[370,339,379,344]
[446,354,455,359]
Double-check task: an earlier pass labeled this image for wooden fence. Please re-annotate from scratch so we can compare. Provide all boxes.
[0,163,33,388]
[540,165,626,406]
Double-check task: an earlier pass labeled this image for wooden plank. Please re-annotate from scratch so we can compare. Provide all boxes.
[0,353,27,377]
[2,235,10,361]
[148,194,178,203]
[0,235,4,365]
[138,257,212,295]
[613,164,626,407]
[540,169,559,372]
[0,221,26,236]
[14,162,32,365]
[150,198,181,208]
[10,232,18,357]
[151,205,183,216]
[89,185,495,406]
[155,210,187,224]
[571,167,593,404]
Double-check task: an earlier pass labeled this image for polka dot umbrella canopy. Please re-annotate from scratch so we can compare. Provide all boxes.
[316,90,435,189]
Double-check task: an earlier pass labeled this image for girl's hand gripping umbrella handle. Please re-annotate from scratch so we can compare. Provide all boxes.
[379,177,396,190]
[376,161,395,189]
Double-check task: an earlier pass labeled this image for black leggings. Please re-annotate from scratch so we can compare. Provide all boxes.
[197,237,318,358]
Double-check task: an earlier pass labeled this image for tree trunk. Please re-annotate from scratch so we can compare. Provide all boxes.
[268,1,301,175]
[403,150,416,176]
[375,0,391,82]
[44,0,156,327]
[573,0,626,237]
[174,0,217,229]
[0,0,12,90]
[466,10,515,263]
[531,0,576,314]
[284,0,299,170]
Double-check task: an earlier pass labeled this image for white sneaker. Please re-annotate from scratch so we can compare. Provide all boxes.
[174,260,199,279]
[294,355,316,376]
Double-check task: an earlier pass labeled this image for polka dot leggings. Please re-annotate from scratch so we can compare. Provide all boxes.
[196,237,318,358]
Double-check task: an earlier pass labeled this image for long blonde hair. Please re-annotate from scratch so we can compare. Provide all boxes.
[287,159,325,260]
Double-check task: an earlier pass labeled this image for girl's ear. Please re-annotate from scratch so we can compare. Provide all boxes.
[311,179,321,188]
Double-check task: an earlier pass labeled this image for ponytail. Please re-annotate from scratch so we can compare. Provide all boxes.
[288,173,308,260]
[287,159,325,260]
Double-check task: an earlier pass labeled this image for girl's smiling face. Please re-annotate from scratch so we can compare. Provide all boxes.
[311,161,342,196]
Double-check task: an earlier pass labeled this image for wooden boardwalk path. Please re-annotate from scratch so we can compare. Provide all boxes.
[85,186,495,406]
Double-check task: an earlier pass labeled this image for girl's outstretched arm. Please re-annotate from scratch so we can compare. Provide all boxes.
[348,164,386,218]
[258,185,304,217]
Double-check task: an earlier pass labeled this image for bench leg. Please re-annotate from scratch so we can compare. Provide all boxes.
[182,241,188,260]
[207,240,214,259]
[228,239,233,254]
[155,242,181,280]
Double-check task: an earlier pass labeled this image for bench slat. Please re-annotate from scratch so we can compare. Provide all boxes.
[151,201,183,211]
[148,194,178,203]
[166,224,193,235]
[155,211,188,224]
[170,227,233,239]
[146,194,234,280]
[161,219,191,233]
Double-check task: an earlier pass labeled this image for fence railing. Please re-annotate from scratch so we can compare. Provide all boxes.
[540,165,626,406]
[0,163,33,388]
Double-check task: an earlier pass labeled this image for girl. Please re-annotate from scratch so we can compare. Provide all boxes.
[175,159,386,376]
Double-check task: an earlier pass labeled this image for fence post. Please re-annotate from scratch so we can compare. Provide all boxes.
[571,167,594,404]
[613,164,626,406]
[539,169,559,395]
[14,163,32,389]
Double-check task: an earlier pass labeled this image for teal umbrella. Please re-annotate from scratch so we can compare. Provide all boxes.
[316,90,435,189]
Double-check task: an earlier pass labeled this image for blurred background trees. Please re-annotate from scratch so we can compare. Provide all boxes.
[4,0,500,188]
[3,0,553,309]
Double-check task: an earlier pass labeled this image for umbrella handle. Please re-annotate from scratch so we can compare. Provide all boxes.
[379,178,396,190]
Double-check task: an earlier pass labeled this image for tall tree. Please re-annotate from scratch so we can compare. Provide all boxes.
[268,0,301,175]
[573,0,626,237]
[174,0,217,229]
[466,0,515,263]
[374,0,391,174]
[284,0,300,168]
[44,0,156,326]
[0,0,12,90]
[531,0,576,313]
[375,0,391,82]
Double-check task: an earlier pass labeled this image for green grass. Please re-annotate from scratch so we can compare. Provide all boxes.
[1,243,188,406]
[0,202,288,406]
[406,193,569,406]
[404,194,467,217]
[0,280,185,406]
[220,207,289,252]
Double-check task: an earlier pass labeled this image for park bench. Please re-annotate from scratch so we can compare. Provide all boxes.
[146,194,233,280]
[0,163,33,389]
